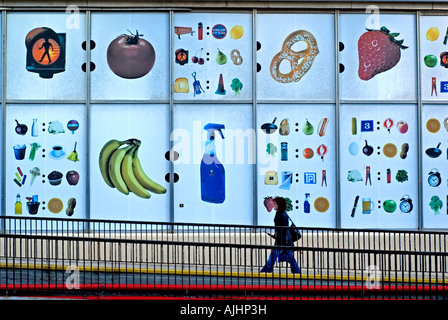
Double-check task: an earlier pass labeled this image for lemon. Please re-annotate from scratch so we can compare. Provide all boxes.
[426,27,439,41]
[230,25,244,39]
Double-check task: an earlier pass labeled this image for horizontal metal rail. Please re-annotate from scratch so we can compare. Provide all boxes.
[1,216,448,250]
[0,216,447,299]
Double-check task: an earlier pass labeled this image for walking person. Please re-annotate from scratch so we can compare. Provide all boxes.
[261,196,301,274]
[38,37,54,64]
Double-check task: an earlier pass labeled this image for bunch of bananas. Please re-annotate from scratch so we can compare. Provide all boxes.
[99,139,166,199]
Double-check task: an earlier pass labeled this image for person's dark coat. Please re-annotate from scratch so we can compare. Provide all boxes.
[274,210,292,246]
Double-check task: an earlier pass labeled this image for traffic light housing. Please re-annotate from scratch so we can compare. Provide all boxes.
[25,27,66,79]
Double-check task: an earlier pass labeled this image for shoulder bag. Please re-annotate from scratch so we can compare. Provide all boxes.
[288,217,301,242]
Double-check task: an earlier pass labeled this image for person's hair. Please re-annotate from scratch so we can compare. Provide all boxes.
[273,197,287,213]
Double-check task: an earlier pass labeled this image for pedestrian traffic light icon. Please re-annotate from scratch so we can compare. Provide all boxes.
[25,27,66,79]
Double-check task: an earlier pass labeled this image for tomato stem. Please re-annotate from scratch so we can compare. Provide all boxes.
[125,29,144,45]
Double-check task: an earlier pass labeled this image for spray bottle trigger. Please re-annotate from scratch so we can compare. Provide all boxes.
[204,123,225,139]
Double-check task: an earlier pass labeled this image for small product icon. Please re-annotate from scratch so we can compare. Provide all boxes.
[212,24,227,39]
[25,27,66,78]
[399,195,413,213]
[175,48,188,65]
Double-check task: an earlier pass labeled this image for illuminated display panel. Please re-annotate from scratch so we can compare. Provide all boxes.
[6,13,86,100]
[256,13,335,102]
[0,10,447,230]
[257,104,336,228]
[31,38,60,65]
[339,104,418,229]
[338,13,417,101]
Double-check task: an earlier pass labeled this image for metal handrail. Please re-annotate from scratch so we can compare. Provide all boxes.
[0,216,447,299]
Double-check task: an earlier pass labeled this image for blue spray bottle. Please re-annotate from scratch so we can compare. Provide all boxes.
[201,123,225,203]
[304,193,311,213]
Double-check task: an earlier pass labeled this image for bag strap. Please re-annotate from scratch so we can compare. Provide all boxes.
[288,216,296,227]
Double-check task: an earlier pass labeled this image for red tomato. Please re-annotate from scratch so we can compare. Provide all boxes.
[106,30,156,79]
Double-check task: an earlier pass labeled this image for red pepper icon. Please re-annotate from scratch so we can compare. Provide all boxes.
[383,118,393,133]
[317,144,328,161]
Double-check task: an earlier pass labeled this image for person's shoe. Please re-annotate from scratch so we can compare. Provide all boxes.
[260,266,273,273]
[291,267,301,274]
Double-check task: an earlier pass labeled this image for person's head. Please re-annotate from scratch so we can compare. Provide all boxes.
[273,197,287,213]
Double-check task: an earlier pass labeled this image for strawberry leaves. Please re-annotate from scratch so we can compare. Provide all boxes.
[366,26,408,50]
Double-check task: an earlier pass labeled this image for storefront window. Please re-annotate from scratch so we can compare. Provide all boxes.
[173,13,253,101]
[338,12,419,229]
[256,14,335,101]
[257,104,336,228]
[90,12,170,101]
[420,15,448,229]
[420,15,448,102]
[7,13,87,101]
[421,104,448,228]
[338,13,417,101]
[172,103,254,225]
[7,104,87,218]
[89,104,170,222]
[339,103,418,229]
[2,9,448,230]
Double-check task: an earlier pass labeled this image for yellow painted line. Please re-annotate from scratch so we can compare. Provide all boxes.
[1,261,447,285]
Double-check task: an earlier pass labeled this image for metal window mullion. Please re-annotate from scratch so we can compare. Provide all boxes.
[252,9,258,226]
[1,10,6,226]
[334,9,341,229]
[86,9,92,222]
[169,10,175,224]
[416,11,423,231]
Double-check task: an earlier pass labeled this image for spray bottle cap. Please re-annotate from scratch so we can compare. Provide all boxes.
[305,193,310,197]
[204,123,225,139]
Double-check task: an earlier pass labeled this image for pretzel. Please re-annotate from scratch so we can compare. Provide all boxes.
[270,30,319,83]
[230,49,243,65]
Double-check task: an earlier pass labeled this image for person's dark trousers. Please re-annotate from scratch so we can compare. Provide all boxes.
[261,249,300,273]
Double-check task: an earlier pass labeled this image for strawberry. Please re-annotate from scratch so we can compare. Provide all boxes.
[263,196,274,212]
[358,26,408,81]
